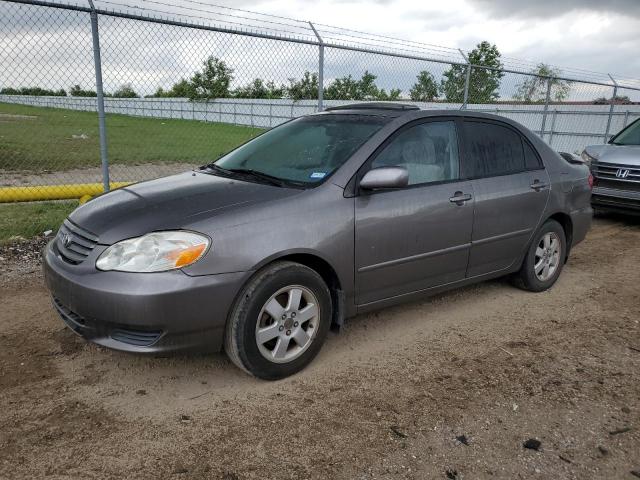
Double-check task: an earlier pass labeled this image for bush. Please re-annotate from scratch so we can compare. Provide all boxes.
[69,84,97,97]
[110,83,139,98]
[0,86,66,96]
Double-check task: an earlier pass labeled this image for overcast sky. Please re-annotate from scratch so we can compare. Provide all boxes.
[1,0,638,96]
[218,0,640,81]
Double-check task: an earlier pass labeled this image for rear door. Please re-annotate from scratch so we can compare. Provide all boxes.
[354,119,474,305]
[461,120,550,277]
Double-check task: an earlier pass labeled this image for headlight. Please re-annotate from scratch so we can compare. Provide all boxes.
[96,231,210,272]
[581,150,598,166]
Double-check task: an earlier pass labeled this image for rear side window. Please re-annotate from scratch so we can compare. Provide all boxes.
[463,121,525,178]
[523,140,543,169]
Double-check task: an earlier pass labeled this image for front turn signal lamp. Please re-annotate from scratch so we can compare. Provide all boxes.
[96,231,210,273]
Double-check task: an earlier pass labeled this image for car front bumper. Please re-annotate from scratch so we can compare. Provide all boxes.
[592,186,640,214]
[43,239,250,353]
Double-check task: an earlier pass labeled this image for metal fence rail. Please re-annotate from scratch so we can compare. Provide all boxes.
[0,0,639,239]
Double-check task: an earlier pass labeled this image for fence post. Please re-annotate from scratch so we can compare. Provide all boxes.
[458,49,470,109]
[604,74,618,143]
[623,110,629,129]
[548,109,558,148]
[309,22,324,112]
[540,76,552,140]
[88,0,110,192]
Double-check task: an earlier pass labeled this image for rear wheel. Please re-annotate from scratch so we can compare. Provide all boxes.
[224,261,332,380]
[513,219,566,292]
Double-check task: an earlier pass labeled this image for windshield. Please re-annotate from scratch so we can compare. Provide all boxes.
[611,119,640,146]
[212,114,390,186]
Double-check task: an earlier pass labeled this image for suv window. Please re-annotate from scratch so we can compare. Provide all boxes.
[463,121,526,178]
[371,121,460,186]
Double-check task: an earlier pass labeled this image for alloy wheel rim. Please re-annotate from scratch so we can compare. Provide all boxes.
[534,232,561,282]
[255,285,320,364]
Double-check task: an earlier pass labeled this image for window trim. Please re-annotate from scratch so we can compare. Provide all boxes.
[521,135,544,170]
[459,118,545,181]
[352,116,466,196]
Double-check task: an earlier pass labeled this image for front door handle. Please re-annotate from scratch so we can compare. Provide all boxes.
[530,180,548,191]
[449,192,472,205]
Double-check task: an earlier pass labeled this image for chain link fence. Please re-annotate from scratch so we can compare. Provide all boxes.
[1,0,639,240]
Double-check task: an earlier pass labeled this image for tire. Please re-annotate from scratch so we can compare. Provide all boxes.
[512,219,567,292]
[224,261,332,380]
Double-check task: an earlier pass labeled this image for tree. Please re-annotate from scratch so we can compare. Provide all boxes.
[440,41,504,103]
[377,88,402,101]
[593,95,632,105]
[110,83,138,98]
[324,74,359,100]
[189,56,233,101]
[324,71,398,101]
[167,79,195,98]
[286,71,319,100]
[147,79,194,98]
[409,71,438,101]
[357,71,379,100]
[69,84,97,97]
[514,63,571,103]
[1,86,66,96]
[234,78,284,99]
[149,81,192,98]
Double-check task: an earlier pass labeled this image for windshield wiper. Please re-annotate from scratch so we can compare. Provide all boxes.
[226,168,307,188]
[202,164,306,188]
[202,163,235,177]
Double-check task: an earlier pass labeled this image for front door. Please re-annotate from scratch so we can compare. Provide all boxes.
[354,120,475,306]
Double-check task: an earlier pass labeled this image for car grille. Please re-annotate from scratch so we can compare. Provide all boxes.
[53,297,87,328]
[110,329,163,347]
[592,161,640,192]
[52,297,163,347]
[595,178,640,192]
[56,219,99,264]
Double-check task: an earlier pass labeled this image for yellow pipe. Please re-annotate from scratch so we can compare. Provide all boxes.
[0,182,130,203]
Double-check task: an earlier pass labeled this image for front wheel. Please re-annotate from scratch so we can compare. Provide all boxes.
[224,261,332,380]
[513,219,567,292]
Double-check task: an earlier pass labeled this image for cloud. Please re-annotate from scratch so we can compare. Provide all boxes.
[1,0,638,96]
[466,0,640,19]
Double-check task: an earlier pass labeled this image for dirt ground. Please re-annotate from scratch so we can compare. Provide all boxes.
[0,215,639,480]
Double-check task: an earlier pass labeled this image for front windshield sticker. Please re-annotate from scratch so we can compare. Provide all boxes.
[310,172,327,179]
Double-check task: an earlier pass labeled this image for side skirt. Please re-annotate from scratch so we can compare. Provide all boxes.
[353,267,520,316]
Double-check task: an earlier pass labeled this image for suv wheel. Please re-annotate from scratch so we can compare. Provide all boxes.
[224,261,332,380]
[513,219,567,292]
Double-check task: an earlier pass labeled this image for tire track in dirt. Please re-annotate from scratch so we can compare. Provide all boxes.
[0,215,639,479]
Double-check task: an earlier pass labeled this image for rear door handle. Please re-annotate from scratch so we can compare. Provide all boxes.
[449,192,472,205]
[530,180,548,191]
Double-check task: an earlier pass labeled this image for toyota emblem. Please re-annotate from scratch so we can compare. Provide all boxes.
[62,233,72,247]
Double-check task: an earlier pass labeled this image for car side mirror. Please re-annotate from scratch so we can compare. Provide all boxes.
[360,166,409,190]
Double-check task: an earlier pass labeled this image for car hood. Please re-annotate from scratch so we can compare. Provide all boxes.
[585,144,640,166]
[69,171,301,244]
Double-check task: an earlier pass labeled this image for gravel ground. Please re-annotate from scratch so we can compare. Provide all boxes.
[0,215,639,479]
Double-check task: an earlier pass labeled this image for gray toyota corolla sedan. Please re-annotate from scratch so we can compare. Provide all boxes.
[44,103,593,379]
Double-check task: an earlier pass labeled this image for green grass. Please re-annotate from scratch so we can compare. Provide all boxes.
[0,102,264,171]
[0,102,265,240]
[0,200,78,243]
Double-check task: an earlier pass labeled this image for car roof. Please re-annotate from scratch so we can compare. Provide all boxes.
[316,103,521,123]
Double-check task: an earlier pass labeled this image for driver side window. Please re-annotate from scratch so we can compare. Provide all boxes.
[371,121,460,186]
